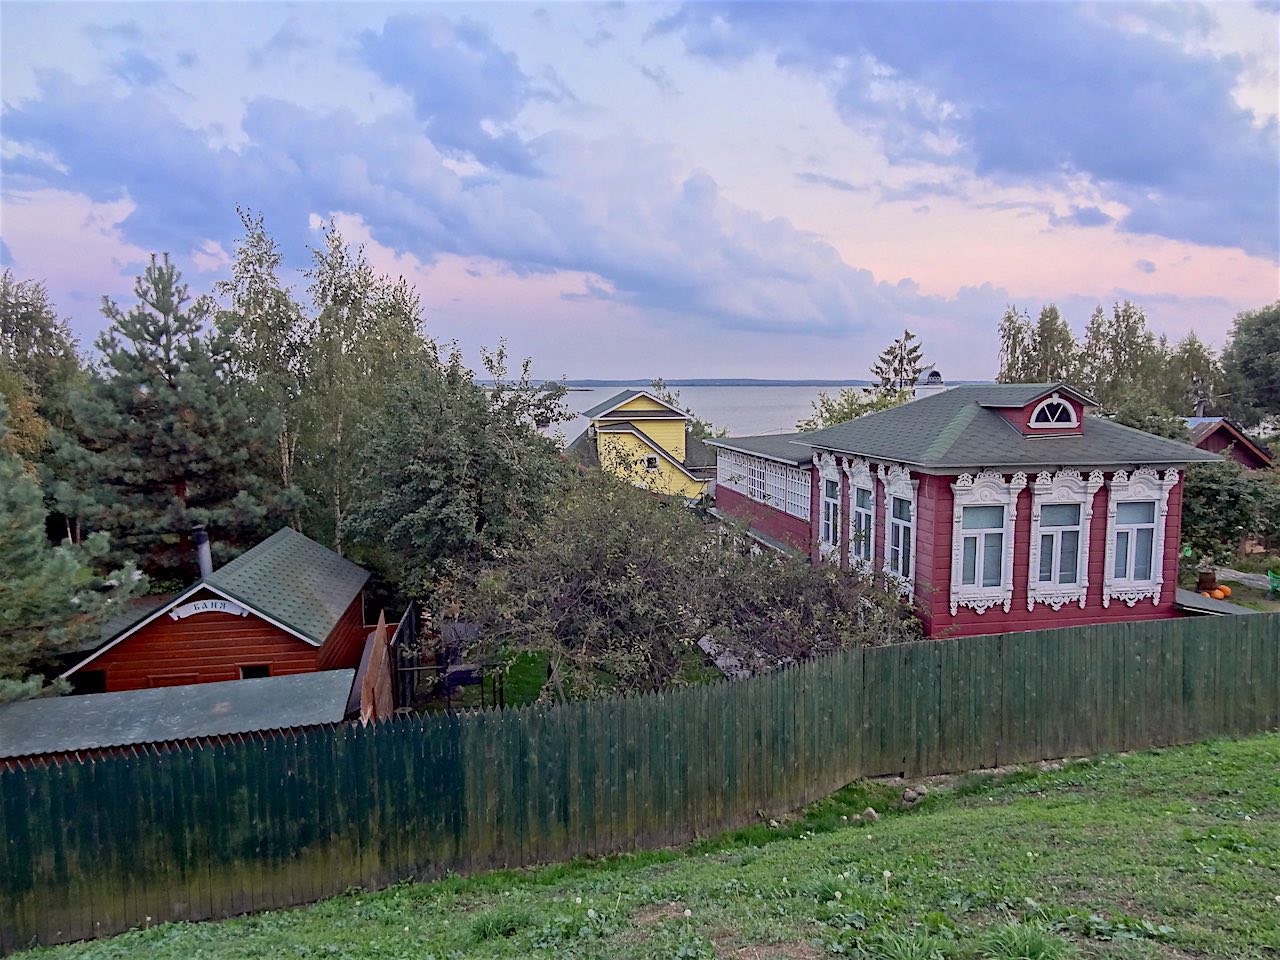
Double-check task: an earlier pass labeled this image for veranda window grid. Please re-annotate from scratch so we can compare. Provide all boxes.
[718,451,810,519]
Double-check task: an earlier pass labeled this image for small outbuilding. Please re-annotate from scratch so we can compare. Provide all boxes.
[0,670,355,766]
[62,527,370,693]
[1185,417,1272,470]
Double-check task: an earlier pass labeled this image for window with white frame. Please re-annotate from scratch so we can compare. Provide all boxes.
[888,496,912,580]
[821,478,841,552]
[643,454,660,472]
[716,450,811,520]
[880,463,917,594]
[1113,500,1156,581]
[1037,503,1081,585]
[1027,469,1102,611]
[960,505,1005,588]
[1027,393,1078,429]
[815,451,842,561]
[786,469,810,519]
[1103,467,1178,608]
[851,486,873,563]
[747,459,766,501]
[949,471,1026,615]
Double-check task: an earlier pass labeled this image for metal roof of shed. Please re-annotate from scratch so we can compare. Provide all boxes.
[0,670,355,759]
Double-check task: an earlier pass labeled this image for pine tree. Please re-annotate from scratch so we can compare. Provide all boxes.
[870,329,925,393]
[0,403,143,701]
[50,254,284,579]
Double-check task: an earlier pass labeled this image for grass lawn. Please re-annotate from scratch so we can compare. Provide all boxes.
[31,735,1280,960]
[1219,580,1280,614]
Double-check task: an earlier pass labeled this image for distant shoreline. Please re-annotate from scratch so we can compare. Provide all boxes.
[554,379,876,388]
[546,379,991,389]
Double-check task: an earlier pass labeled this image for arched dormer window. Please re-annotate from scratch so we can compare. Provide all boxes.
[1028,393,1078,430]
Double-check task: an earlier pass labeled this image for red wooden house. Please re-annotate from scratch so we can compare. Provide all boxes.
[711,384,1221,638]
[1185,417,1272,470]
[62,527,370,693]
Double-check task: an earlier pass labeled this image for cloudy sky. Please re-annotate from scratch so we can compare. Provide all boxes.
[2,2,1277,380]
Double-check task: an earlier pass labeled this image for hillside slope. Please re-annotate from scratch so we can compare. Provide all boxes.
[35,735,1280,959]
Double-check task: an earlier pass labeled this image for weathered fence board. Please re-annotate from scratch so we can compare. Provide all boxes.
[1,613,1277,953]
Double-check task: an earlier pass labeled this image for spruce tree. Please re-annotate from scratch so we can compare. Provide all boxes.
[0,403,142,701]
[50,254,284,579]
[870,329,925,393]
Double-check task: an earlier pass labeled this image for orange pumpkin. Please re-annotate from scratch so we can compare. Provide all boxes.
[1201,591,1213,597]
[1219,585,1232,597]
[1210,589,1226,600]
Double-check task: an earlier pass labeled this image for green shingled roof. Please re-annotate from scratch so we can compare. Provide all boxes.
[206,528,369,645]
[796,385,1220,470]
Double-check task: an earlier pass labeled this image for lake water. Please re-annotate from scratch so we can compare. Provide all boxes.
[552,385,840,445]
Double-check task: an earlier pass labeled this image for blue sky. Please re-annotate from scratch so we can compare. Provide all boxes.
[2,1,1277,380]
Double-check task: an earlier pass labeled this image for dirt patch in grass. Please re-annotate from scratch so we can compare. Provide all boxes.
[629,901,688,925]
[727,942,824,959]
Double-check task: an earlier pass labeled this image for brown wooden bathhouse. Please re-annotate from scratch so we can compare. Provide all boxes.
[62,527,370,693]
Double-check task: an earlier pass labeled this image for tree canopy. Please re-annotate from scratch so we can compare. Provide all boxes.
[0,402,143,701]
[454,469,919,700]
[49,254,287,579]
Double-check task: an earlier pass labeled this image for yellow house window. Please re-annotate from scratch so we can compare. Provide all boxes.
[644,454,660,472]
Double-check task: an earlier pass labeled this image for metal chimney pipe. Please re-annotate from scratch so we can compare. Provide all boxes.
[193,525,213,579]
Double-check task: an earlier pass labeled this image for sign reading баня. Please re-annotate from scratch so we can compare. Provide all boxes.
[168,599,250,621]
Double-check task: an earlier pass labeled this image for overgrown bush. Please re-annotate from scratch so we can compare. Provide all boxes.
[448,469,919,699]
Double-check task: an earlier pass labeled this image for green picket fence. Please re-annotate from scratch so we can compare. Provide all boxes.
[2,614,1277,951]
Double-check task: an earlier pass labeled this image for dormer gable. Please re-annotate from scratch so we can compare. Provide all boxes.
[982,384,1092,438]
[582,389,690,424]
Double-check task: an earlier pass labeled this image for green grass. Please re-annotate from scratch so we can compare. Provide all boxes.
[1218,580,1280,613]
[29,735,1280,959]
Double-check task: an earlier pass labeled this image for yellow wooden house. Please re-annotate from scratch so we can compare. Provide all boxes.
[566,390,716,499]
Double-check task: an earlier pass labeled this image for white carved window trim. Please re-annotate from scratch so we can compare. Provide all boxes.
[879,463,918,596]
[1103,467,1179,608]
[1027,470,1104,611]
[843,457,875,572]
[1027,393,1078,430]
[815,451,841,561]
[949,471,1027,615]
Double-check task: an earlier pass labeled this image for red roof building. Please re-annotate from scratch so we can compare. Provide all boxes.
[1185,417,1273,470]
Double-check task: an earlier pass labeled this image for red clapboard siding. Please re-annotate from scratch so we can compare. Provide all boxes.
[317,593,368,670]
[714,484,812,554]
[90,588,319,692]
[924,475,1183,639]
